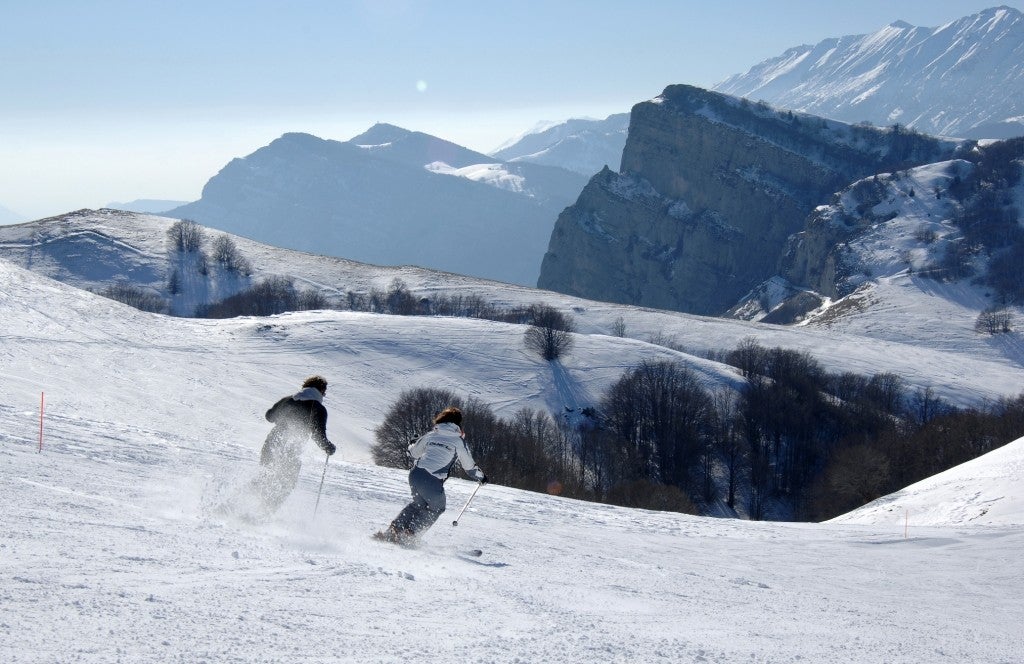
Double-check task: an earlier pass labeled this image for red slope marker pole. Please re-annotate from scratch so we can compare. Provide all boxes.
[38,392,45,453]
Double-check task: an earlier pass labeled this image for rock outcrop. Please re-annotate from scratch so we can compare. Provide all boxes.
[538,85,956,315]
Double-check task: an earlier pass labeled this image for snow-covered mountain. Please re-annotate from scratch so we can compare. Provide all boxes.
[490,113,630,176]
[163,128,587,287]
[714,6,1024,139]
[2,252,1022,662]
[348,123,589,208]
[539,85,962,317]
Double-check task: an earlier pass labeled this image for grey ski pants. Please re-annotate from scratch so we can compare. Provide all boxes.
[391,466,447,535]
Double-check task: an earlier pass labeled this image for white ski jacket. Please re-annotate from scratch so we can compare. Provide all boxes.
[408,422,484,481]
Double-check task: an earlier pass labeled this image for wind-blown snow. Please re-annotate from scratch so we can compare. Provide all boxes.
[2,252,1023,661]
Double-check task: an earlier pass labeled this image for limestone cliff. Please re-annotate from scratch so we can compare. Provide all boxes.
[538,85,955,315]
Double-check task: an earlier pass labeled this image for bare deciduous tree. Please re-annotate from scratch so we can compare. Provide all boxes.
[975,308,1015,335]
[167,219,204,252]
[372,388,462,468]
[211,234,252,275]
[524,303,576,361]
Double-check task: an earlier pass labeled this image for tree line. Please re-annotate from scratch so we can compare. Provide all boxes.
[372,338,1024,522]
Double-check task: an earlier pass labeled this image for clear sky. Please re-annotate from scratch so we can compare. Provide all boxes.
[1,0,1018,220]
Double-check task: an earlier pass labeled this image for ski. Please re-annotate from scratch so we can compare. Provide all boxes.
[371,533,482,558]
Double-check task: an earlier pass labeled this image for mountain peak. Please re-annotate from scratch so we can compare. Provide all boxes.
[348,123,414,146]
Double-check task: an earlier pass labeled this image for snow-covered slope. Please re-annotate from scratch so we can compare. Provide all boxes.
[0,256,743,465]
[833,435,1024,527]
[1,209,1022,412]
[2,259,1022,662]
[745,154,1024,364]
[714,6,1024,139]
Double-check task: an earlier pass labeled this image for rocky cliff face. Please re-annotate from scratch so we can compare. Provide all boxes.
[538,85,956,315]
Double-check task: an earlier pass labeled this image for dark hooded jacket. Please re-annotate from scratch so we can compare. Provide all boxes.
[260,387,333,464]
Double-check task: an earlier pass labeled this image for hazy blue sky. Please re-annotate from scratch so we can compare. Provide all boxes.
[1,1,1018,219]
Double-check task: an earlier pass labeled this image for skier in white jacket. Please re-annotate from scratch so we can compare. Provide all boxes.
[375,406,486,545]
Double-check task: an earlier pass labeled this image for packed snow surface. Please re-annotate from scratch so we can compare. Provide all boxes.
[2,258,1023,662]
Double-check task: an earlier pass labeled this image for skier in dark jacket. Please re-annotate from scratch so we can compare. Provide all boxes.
[251,375,336,515]
[375,406,486,545]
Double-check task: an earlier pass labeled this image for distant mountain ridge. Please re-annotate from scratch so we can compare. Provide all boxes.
[490,114,630,176]
[714,5,1024,138]
[165,128,588,286]
[494,6,1022,177]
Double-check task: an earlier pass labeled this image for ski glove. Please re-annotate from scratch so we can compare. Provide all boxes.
[323,441,337,456]
[468,467,486,483]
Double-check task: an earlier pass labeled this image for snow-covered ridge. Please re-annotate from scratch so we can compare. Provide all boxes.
[785,154,1024,357]
[714,6,1024,138]
[490,113,630,176]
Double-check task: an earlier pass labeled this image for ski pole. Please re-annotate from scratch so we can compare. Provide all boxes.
[452,481,483,526]
[313,454,329,518]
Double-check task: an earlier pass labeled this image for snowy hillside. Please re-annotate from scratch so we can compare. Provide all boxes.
[748,154,1024,363]
[714,6,1024,139]
[2,258,1022,662]
[2,210,1023,412]
[0,256,744,466]
[833,435,1024,527]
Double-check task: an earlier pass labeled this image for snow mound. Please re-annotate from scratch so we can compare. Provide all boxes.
[832,437,1024,527]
